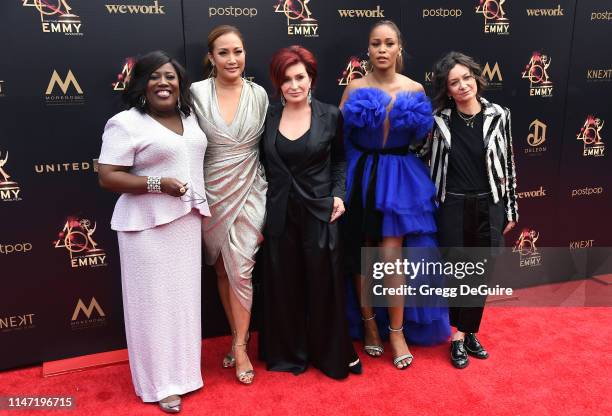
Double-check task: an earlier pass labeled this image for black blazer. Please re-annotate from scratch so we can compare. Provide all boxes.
[261,98,346,236]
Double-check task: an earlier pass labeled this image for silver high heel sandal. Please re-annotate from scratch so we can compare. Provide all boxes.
[388,325,413,370]
[232,334,254,385]
[362,314,384,357]
[158,395,181,413]
[223,331,251,368]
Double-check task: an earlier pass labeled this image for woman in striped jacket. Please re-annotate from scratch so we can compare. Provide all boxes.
[426,52,518,369]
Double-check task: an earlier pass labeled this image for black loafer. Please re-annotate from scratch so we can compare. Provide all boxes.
[450,340,469,369]
[349,358,363,375]
[464,332,489,359]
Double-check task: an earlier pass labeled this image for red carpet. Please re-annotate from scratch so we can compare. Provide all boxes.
[1,307,611,416]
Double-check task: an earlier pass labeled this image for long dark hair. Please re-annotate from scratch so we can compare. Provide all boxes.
[123,50,193,117]
[431,51,487,111]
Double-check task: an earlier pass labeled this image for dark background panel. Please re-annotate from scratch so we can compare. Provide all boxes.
[1,0,611,371]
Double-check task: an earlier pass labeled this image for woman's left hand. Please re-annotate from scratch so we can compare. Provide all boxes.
[503,221,516,235]
[330,197,346,223]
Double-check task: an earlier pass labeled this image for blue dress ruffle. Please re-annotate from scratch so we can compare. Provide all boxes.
[343,87,450,345]
[344,88,437,237]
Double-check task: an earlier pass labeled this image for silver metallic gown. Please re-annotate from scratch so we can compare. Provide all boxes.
[191,78,268,310]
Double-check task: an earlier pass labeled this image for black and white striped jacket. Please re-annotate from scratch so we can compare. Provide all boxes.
[423,98,518,222]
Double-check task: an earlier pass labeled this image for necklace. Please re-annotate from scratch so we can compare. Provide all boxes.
[457,110,478,128]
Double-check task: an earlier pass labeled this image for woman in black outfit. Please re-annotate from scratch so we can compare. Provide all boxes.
[258,46,360,379]
[428,52,519,368]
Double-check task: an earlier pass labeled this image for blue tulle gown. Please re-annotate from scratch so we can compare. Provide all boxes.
[342,87,450,345]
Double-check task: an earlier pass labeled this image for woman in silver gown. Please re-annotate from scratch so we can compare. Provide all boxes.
[190,25,268,385]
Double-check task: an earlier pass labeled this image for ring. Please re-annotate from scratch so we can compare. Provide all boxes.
[179,187,186,194]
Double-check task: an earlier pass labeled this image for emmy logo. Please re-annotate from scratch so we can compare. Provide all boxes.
[112,58,135,91]
[22,0,83,35]
[522,52,553,97]
[0,150,22,202]
[338,56,370,86]
[577,115,605,157]
[475,0,510,34]
[513,229,542,267]
[54,217,108,268]
[274,0,319,37]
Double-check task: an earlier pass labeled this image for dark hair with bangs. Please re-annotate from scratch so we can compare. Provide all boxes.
[123,50,193,117]
[431,51,487,111]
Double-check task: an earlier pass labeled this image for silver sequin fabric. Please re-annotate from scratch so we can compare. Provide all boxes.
[191,78,268,310]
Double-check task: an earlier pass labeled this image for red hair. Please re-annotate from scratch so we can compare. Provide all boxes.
[269,45,317,94]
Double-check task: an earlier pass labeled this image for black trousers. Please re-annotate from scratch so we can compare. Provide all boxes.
[259,195,358,379]
[437,192,505,333]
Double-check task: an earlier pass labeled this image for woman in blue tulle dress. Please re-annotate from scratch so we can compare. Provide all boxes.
[340,20,449,370]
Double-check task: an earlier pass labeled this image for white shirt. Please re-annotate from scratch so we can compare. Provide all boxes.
[99,108,211,231]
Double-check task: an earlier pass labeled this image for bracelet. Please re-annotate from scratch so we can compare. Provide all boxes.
[146,176,162,193]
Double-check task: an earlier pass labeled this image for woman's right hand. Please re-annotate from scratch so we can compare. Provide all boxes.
[161,177,188,197]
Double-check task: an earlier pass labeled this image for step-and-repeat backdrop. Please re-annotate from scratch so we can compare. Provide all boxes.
[1,0,610,370]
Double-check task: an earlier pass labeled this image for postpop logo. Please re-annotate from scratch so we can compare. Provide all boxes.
[571,186,604,197]
[0,242,33,254]
[274,0,319,37]
[209,6,258,18]
[422,8,462,18]
[22,0,83,36]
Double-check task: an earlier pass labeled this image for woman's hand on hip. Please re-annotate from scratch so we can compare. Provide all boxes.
[330,197,346,223]
[161,177,188,197]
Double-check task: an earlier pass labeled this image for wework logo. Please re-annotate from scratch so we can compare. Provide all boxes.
[338,5,384,18]
[526,6,564,16]
[105,1,165,14]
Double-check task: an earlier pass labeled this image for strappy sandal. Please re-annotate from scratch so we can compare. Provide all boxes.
[223,331,250,368]
[389,325,413,370]
[232,335,254,385]
[362,314,384,357]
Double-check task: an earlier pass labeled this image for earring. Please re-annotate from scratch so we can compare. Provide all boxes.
[176,96,182,112]
[139,95,146,108]
[280,95,286,106]
[307,89,312,104]
[367,51,370,57]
